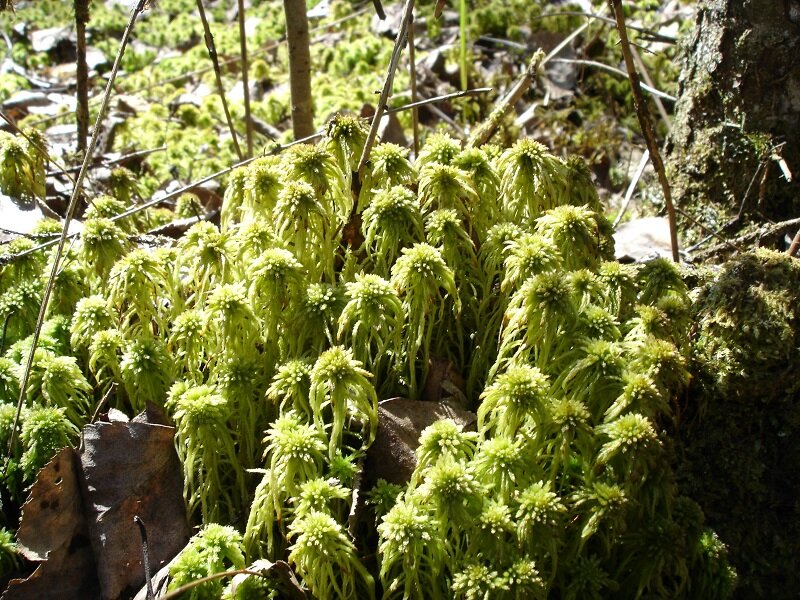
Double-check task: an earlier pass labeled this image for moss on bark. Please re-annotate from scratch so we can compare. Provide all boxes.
[679,250,800,598]
[666,0,800,245]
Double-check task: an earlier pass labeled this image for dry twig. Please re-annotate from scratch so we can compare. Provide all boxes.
[407,11,420,156]
[356,0,416,179]
[237,0,254,158]
[613,149,650,228]
[386,87,492,115]
[196,0,243,160]
[467,50,545,147]
[548,58,676,102]
[787,227,800,257]
[693,217,800,262]
[532,10,677,43]
[609,0,679,262]
[75,0,90,152]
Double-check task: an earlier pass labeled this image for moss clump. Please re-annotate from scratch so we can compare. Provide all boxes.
[680,249,800,598]
[693,249,800,397]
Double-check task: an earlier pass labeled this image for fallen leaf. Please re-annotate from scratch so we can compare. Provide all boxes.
[6,448,100,600]
[79,404,190,600]
[4,406,189,600]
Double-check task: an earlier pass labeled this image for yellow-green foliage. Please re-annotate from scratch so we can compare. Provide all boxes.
[694,249,800,393]
[0,126,735,599]
[0,130,45,200]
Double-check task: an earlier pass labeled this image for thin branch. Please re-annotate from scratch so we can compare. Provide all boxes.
[675,204,741,254]
[0,27,12,64]
[0,227,57,240]
[459,0,468,91]
[3,0,151,477]
[1,159,253,262]
[371,0,386,19]
[609,0,679,262]
[475,36,527,52]
[687,156,771,255]
[89,382,116,424]
[514,86,550,127]
[196,0,243,160]
[134,516,155,600]
[539,4,609,73]
[613,148,650,228]
[532,10,677,43]
[467,50,545,147]
[693,217,800,262]
[385,87,492,115]
[407,10,420,157]
[787,227,800,257]
[0,312,11,356]
[356,0,416,180]
[237,0,254,158]
[267,129,325,152]
[46,145,168,178]
[543,20,591,65]
[548,58,676,102]
[159,569,270,600]
[74,0,90,152]
[426,102,465,138]
[630,44,671,130]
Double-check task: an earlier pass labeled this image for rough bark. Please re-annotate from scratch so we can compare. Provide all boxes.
[283,0,314,139]
[666,0,800,244]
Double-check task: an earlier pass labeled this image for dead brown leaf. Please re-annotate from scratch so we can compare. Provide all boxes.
[5,448,100,600]
[3,405,189,600]
[80,404,189,599]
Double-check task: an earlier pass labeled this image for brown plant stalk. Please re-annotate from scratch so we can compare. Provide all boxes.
[283,0,314,139]
[197,0,244,160]
[609,0,679,262]
[74,0,90,152]
[237,0,254,158]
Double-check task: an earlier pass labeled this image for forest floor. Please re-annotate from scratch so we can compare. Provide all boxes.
[0,0,692,259]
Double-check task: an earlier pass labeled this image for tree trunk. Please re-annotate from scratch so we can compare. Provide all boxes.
[283,0,314,140]
[666,0,800,245]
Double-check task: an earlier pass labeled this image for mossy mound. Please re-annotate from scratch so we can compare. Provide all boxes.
[681,249,800,598]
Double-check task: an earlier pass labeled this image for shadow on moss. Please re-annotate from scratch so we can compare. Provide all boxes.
[680,249,800,598]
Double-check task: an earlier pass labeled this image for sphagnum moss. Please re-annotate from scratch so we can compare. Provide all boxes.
[0,126,738,599]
